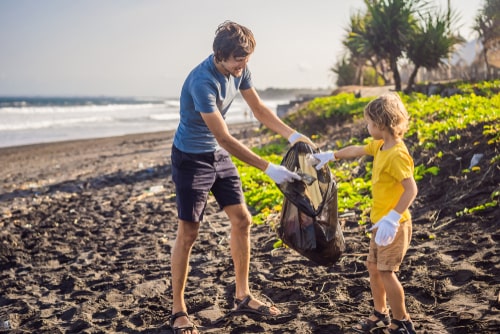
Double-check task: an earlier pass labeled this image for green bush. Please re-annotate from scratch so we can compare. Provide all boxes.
[235,80,500,226]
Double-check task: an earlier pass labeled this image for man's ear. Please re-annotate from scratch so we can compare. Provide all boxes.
[214,51,225,63]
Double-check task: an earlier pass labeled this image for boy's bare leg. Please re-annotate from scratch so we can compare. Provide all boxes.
[380,271,409,328]
[367,261,390,316]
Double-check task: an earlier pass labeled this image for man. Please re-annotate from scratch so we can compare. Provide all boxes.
[169,21,314,334]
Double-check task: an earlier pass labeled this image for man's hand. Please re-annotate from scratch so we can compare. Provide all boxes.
[310,151,336,170]
[288,131,316,148]
[265,163,301,184]
[369,210,401,246]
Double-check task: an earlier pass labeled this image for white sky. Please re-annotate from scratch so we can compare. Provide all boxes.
[0,0,481,98]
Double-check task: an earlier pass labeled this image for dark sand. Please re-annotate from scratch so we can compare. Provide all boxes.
[0,122,498,333]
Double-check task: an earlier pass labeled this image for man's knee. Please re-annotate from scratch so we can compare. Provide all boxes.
[232,214,252,231]
[177,220,200,245]
[225,204,252,228]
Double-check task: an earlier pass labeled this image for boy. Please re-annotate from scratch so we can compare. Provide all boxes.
[312,93,418,334]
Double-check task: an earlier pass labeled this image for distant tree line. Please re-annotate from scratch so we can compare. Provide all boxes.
[331,0,500,91]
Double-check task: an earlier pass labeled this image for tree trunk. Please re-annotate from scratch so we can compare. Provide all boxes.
[355,63,363,86]
[483,47,491,80]
[406,65,420,92]
[370,59,389,85]
[359,64,364,86]
[390,57,402,91]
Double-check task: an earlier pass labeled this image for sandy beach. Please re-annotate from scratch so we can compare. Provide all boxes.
[0,121,498,333]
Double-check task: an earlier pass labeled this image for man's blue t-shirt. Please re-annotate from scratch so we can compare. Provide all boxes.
[173,54,253,153]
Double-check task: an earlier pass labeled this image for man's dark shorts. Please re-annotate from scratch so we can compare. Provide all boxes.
[171,144,245,222]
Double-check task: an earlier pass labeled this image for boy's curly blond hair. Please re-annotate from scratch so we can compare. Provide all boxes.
[364,92,409,138]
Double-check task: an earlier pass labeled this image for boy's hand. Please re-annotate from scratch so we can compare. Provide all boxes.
[370,210,401,246]
[311,151,336,170]
[265,163,301,184]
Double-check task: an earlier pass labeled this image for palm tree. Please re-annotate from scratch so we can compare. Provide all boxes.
[343,12,371,85]
[331,57,357,86]
[343,11,390,85]
[406,10,464,91]
[363,0,427,91]
[473,0,500,76]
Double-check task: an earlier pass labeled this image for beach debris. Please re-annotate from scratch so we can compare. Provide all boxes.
[339,211,356,218]
[158,235,169,245]
[468,153,484,169]
[128,185,165,202]
[148,185,164,194]
[0,309,10,330]
[296,172,317,186]
[305,153,320,167]
[1,320,9,330]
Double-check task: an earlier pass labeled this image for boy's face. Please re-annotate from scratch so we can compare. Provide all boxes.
[217,54,250,77]
[366,118,383,140]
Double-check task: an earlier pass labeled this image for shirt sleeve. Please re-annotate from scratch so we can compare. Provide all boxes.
[389,149,414,182]
[191,79,219,113]
[364,139,382,156]
[239,66,253,90]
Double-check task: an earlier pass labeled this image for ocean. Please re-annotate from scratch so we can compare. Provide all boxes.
[0,96,288,148]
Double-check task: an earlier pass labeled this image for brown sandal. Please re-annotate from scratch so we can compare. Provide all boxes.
[233,295,277,316]
[351,309,390,333]
[170,311,198,334]
[388,318,416,334]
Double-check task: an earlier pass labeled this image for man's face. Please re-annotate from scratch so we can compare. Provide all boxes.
[218,54,250,77]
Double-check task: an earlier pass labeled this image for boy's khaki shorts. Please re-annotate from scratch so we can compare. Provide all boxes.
[367,220,412,272]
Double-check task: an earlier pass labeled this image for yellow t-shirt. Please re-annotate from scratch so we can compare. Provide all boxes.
[364,139,414,223]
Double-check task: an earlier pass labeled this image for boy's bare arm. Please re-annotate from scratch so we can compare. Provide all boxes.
[334,145,366,160]
[311,145,366,169]
[393,177,418,214]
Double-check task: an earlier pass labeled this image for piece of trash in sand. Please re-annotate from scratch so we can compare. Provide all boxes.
[0,310,10,330]
[148,185,164,193]
[339,211,356,218]
[129,185,165,202]
[158,235,169,245]
[1,319,9,330]
[469,153,484,169]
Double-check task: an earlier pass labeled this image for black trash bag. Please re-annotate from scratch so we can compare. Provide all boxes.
[277,142,345,266]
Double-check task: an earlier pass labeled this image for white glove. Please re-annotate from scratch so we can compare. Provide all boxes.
[311,151,336,170]
[369,210,401,246]
[288,131,315,147]
[265,163,301,184]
